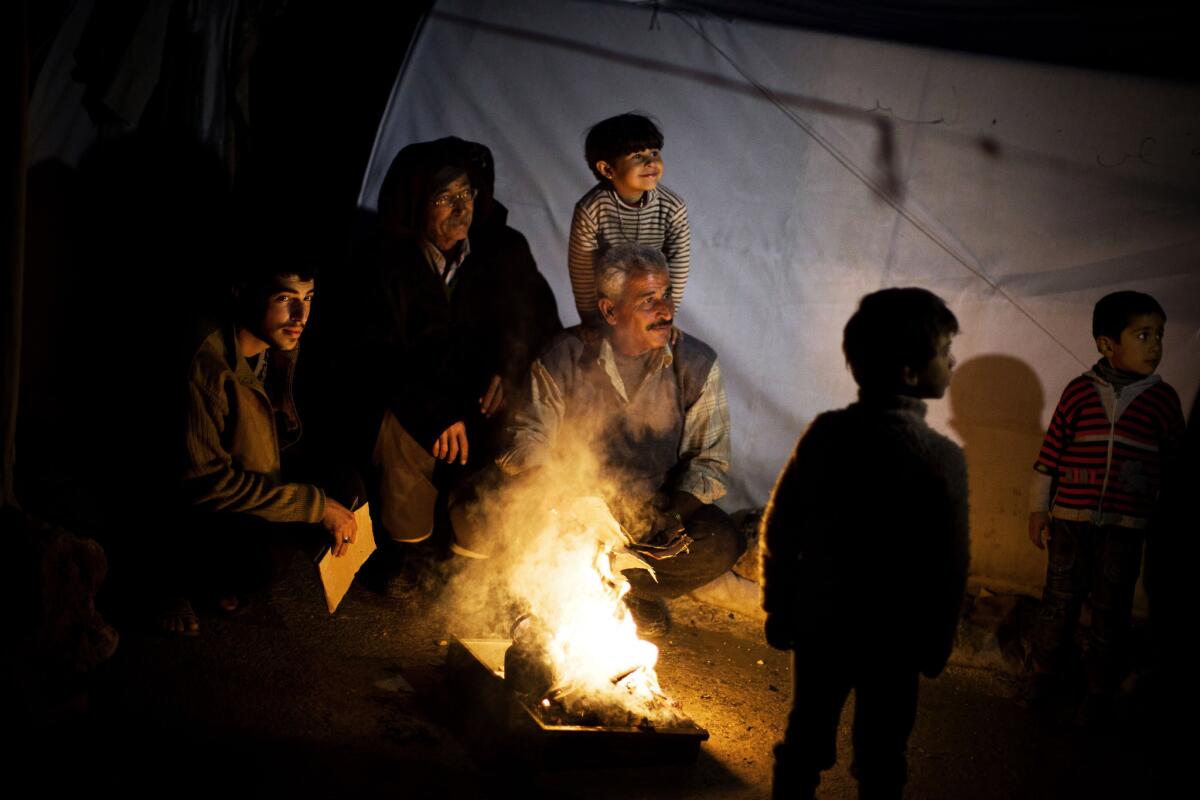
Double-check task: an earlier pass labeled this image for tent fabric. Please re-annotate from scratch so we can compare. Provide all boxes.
[28,0,98,168]
[360,0,1200,589]
[28,0,243,170]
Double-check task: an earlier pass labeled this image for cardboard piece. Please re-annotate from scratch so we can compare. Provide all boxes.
[315,503,377,614]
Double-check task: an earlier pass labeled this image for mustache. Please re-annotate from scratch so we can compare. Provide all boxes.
[647,320,673,331]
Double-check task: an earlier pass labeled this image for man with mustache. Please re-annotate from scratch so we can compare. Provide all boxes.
[165,262,357,635]
[495,243,743,635]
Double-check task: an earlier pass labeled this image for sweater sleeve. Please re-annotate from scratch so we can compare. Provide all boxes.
[1034,382,1078,477]
[760,417,833,622]
[662,198,691,312]
[1029,381,1080,515]
[919,440,971,678]
[182,377,324,524]
[1158,383,1189,496]
[495,359,566,476]
[567,201,600,324]
[673,359,730,504]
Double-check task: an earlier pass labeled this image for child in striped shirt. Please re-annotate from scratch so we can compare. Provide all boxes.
[1023,291,1186,725]
[568,113,690,325]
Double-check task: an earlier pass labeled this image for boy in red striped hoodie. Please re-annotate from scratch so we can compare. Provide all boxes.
[1023,291,1186,724]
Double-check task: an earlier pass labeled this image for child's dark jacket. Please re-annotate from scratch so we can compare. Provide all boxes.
[760,393,970,678]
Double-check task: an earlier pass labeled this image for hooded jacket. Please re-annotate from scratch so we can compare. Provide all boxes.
[351,138,560,453]
[1032,367,1185,528]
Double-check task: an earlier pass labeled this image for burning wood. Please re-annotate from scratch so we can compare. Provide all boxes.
[626,531,693,560]
[494,496,691,730]
[447,636,709,767]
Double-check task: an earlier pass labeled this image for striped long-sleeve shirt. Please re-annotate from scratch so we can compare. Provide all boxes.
[1031,369,1185,528]
[567,183,691,323]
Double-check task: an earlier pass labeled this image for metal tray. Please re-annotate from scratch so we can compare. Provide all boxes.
[446,637,708,767]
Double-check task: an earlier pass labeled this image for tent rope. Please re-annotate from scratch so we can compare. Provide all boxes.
[671,9,1087,368]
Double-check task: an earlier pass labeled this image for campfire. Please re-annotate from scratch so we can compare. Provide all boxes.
[445,494,707,764]
[501,496,685,729]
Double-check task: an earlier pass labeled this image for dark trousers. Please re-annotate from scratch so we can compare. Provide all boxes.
[622,504,745,599]
[1031,518,1145,695]
[167,513,323,601]
[774,648,919,800]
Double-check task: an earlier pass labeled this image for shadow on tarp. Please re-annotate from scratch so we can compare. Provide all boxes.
[948,354,1046,591]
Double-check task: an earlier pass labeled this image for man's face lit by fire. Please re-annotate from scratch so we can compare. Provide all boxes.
[423,173,474,253]
[599,268,674,356]
[250,274,315,352]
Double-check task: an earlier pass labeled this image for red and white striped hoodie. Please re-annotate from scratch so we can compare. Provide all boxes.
[1031,367,1186,529]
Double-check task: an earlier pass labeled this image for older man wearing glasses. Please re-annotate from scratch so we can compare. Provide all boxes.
[328,138,559,590]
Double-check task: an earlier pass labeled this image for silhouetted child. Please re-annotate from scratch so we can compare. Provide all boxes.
[1023,291,1185,726]
[567,113,689,325]
[761,287,970,799]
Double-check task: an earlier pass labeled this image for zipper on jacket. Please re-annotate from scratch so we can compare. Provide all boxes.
[1095,383,1119,515]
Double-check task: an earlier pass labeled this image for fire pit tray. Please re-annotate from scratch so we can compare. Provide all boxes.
[446,637,708,767]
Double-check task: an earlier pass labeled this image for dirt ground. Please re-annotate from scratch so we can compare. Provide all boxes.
[25,550,1156,799]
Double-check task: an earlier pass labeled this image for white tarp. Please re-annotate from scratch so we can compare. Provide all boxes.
[28,0,239,169]
[361,0,1200,589]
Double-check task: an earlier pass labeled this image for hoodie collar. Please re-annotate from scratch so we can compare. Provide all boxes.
[856,390,928,421]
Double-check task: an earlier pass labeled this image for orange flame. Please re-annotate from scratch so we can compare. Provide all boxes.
[521,497,681,723]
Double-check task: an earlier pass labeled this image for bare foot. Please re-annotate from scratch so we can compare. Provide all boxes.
[215,594,253,617]
[160,597,200,637]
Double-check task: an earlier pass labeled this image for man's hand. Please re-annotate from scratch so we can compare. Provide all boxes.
[651,507,685,539]
[322,497,357,558]
[639,491,704,540]
[432,421,469,464]
[1028,511,1051,550]
[666,491,702,525]
[480,375,505,418]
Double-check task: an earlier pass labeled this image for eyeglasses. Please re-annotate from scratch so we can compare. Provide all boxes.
[430,188,478,209]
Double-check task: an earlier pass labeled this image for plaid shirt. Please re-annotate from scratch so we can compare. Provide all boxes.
[499,333,730,503]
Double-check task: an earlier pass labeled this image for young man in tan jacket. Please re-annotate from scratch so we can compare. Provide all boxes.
[164,266,356,634]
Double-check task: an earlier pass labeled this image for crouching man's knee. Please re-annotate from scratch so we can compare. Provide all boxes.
[446,466,505,559]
